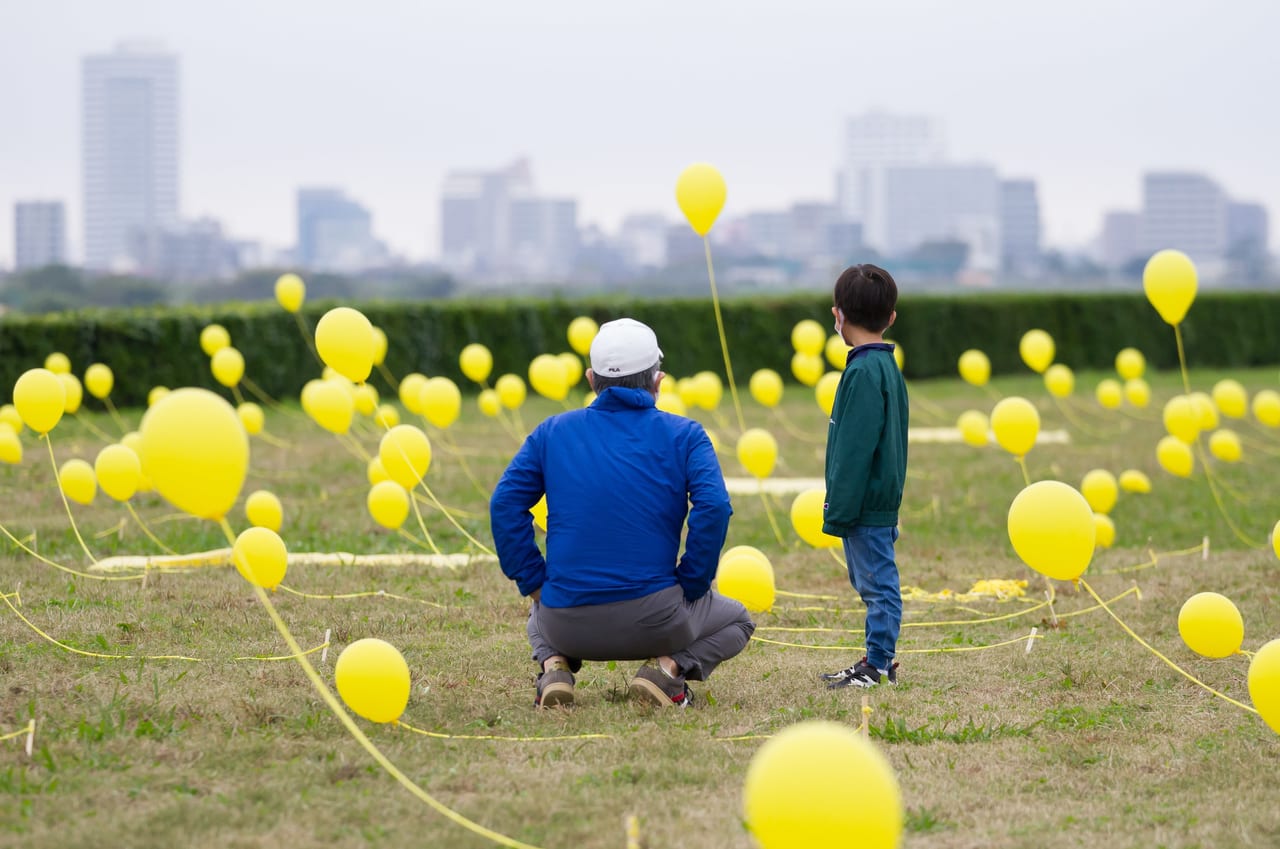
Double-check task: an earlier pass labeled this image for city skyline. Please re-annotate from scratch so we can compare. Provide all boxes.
[3,1,1279,267]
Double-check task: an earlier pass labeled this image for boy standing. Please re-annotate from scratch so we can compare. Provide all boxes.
[819,264,910,689]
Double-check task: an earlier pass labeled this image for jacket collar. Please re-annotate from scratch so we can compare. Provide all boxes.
[591,386,657,411]
[846,342,896,366]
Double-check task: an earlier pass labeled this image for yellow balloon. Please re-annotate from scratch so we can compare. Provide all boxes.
[529,353,569,401]
[232,526,287,590]
[1163,395,1200,444]
[655,391,687,416]
[825,334,850,370]
[815,371,840,417]
[659,374,676,395]
[1208,429,1242,463]
[1080,469,1118,514]
[737,428,778,479]
[1275,519,1280,561]
[1118,469,1152,494]
[1123,378,1151,409]
[1043,364,1074,398]
[1095,379,1123,410]
[13,368,66,434]
[790,489,841,549]
[1248,639,1280,735]
[378,425,432,489]
[1156,435,1194,478]
[84,363,113,400]
[139,388,248,520]
[495,374,527,410]
[790,352,824,388]
[1143,249,1197,325]
[200,324,231,356]
[367,480,410,529]
[148,386,169,408]
[674,162,726,237]
[1189,392,1218,431]
[334,638,411,724]
[315,307,375,383]
[990,397,1040,458]
[693,372,723,411]
[567,316,598,357]
[1254,390,1280,427]
[1007,480,1095,581]
[958,349,991,387]
[1211,379,1248,419]
[886,340,904,371]
[211,347,245,388]
[94,444,141,502]
[477,388,501,418]
[58,373,83,414]
[558,352,582,388]
[0,427,20,464]
[1093,513,1116,549]
[459,344,493,384]
[0,404,23,435]
[957,410,989,447]
[398,373,428,415]
[237,402,264,436]
[370,326,388,367]
[367,456,390,486]
[419,377,461,429]
[529,493,548,532]
[44,352,71,375]
[791,320,826,356]
[1177,592,1244,658]
[353,384,379,417]
[275,272,305,313]
[1115,347,1146,380]
[309,380,355,435]
[374,404,400,429]
[716,551,776,613]
[245,490,284,532]
[1019,329,1054,374]
[749,369,783,409]
[59,459,97,505]
[722,545,770,568]
[743,720,902,849]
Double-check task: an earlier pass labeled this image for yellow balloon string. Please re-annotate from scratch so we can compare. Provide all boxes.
[376,362,399,389]
[906,385,949,423]
[214,519,548,849]
[102,396,129,435]
[750,632,1042,654]
[0,521,141,582]
[982,384,1003,401]
[413,491,486,521]
[293,311,324,367]
[337,431,372,463]
[230,384,247,406]
[1015,456,1032,487]
[510,406,529,441]
[72,412,115,442]
[277,584,446,609]
[770,407,822,444]
[232,641,330,662]
[437,429,494,501]
[1078,578,1258,714]
[826,546,846,568]
[759,595,1064,632]
[1239,434,1280,459]
[755,481,787,547]
[124,502,181,556]
[701,237,746,433]
[397,525,440,554]
[43,435,101,565]
[405,497,443,556]
[774,589,841,601]
[1096,542,1205,575]
[0,720,34,744]
[1051,395,1109,439]
[396,720,611,742]
[2,590,201,660]
[242,376,306,421]
[254,430,293,449]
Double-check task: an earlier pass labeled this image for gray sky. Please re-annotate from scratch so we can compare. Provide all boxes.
[3,0,1278,267]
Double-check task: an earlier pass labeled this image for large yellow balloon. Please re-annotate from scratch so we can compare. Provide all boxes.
[990,397,1040,457]
[1156,435,1194,478]
[1115,347,1146,380]
[495,374,527,410]
[1189,392,1218,432]
[1211,379,1248,419]
[370,326,388,366]
[378,425,432,489]
[1019,329,1054,374]
[1178,592,1244,658]
[200,324,231,356]
[1080,469,1118,514]
[737,428,778,479]
[245,490,284,532]
[232,526,287,589]
[749,369,783,409]
[790,352,824,387]
[58,373,83,414]
[1043,364,1074,398]
[308,380,356,435]
[353,384,379,417]
[1208,429,1242,463]
[315,307,376,383]
[825,334,850,370]
[957,410,989,447]
[1163,396,1200,444]
[1007,480,1096,581]
[0,427,20,465]
[94,444,141,502]
[1248,639,1280,735]
[419,377,461,429]
[59,459,97,505]
[44,352,71,375]
[567,316,598,357]
[675,162,726,237]
[1118,469,1152,494]
[791,320,826,356]
[1123,378,1151,409]
[815,371,840,417]
[693,372,723,411]
[958,349,991,387]
[275,273,305,313]
[84,363,114,400]
[529,354,569,401]
[211,347,245,388]
[367,481,410,529]
[477,388,501,418]
[13,368,66,434]
[398,373,428,415]
[237,402,264,436]
[1095,379,1123,410]
[335,638,412,724]
[459,344,493,384]
[743,720,902,849]
[716,550,775,613]
[139,388,248,520]
[1143,249,1197,325]
[1254,390,1280,427]
[790,489,840,548]
[1093,513,1116,549]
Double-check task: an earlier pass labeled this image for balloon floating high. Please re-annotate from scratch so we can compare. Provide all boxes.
[675,163,727,237]
[1143,249,1197,325]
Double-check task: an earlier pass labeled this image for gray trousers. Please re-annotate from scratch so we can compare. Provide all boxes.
[527,585,755,681]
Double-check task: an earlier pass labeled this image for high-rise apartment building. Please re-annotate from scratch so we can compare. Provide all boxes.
[865,163,1002,271]
[1139,172,1226,266]
[999,179,1041,273]
[296,188,386,272]
[13,201,67,270]
[836,111,945,222]
[1099,211,1141,269]
[81,42,179,271]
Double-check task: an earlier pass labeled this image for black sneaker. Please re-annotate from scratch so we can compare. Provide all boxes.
[821,656,899,689]
[534,660,575,708]
[629,662,694,708]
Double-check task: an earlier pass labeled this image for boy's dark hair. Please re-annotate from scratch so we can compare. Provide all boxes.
[833,264,898,333]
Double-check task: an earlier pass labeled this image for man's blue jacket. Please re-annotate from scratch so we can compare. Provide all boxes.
[490,386,732,608]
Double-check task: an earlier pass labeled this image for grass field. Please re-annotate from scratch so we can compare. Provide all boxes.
[2,362,1279,849]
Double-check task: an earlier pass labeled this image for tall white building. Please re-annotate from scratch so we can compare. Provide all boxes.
[866,163,1001,272]
[14,201,67,270]
[836,111,945,222]
[999,179,1041,273]
[81,42,179,271]
[1139,172,1226,267]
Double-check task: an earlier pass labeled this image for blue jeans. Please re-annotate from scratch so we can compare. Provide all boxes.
[842,526,901,670]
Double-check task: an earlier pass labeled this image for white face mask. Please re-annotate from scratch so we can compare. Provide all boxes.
[833,308,845,337]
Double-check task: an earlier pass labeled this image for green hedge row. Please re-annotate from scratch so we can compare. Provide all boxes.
[2,291,1278,408]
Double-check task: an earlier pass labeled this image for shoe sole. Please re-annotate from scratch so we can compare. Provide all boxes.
[628,676,677,707]
[538,682,574,708]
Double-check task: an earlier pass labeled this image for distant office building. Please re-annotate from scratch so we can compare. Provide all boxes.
[617,214,668,269]
[509,197,578,278]
[130,217,239,281]
[1099,211,1141,269]
[82,42,179,271]
[865,163,1001,272]
[14,201,67,270]
[836,111,945,222]
[296,188,387,272]
[999,180,1041,274]
[1226,201,1269,258]
[1139,172,1226,266]
[664,224,705,267]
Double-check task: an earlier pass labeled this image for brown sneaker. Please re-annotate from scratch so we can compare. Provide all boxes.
[535,660,574,708]
[628,662,693,708]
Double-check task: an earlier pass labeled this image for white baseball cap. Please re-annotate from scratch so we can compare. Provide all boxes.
[589,318,663,378]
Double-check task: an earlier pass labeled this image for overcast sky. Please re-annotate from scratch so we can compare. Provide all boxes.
[2,0,1277,267]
